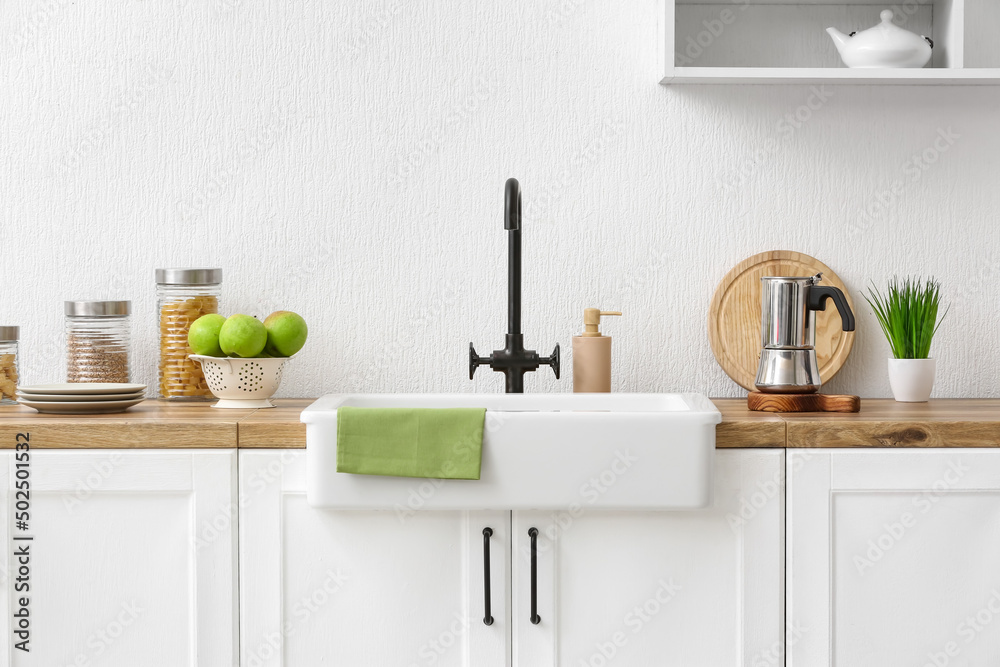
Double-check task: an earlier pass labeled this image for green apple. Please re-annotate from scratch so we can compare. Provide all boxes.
[219,314,268,358]
[263,311,308,357]
[188,313,226,356]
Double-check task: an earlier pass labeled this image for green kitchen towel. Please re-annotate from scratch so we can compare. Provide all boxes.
[336,407,485,480]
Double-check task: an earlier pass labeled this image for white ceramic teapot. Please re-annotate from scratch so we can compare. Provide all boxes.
[827,9,933,68]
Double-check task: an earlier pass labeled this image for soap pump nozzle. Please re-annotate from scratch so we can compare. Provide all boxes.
[581,308,621,337]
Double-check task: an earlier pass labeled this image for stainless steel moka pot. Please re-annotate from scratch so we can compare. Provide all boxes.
[754,274,856,393]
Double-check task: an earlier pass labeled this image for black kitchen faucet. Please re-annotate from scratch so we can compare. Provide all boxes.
[470,178,560,393]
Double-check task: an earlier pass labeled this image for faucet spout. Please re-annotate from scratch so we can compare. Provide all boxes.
[470,178,560,393]
[505,177,521,337]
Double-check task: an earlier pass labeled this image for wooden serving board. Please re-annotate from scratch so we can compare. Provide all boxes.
[748,392,861,413]
[708,250,856,392]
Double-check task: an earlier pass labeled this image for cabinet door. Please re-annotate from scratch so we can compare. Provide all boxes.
[239,451,508,667]
[788,449,1000,667]
[512,450,785,667]
[0,449,237,666]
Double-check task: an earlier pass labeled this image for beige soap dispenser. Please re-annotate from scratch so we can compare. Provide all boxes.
[573,308,621,393]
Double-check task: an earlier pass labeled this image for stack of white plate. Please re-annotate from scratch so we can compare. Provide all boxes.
[17,383,147,414]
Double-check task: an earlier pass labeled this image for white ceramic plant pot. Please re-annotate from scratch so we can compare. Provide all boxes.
[887,358,936,403]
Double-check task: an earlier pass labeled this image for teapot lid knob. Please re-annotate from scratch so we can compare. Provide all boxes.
[880,9,894,22]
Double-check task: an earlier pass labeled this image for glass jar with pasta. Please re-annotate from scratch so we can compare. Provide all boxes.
[0,327,19,404]
[156,268,222,399]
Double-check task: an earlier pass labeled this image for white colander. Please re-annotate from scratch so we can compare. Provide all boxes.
[189,355,292,409]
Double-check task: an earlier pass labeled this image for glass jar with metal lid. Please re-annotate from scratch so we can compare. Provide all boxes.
[65,301,131,383]
[0,327,19,404]
[156,268,222,399]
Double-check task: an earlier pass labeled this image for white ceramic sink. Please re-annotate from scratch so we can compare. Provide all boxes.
[302,393,721,511]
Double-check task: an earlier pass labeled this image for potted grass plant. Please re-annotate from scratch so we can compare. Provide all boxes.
[864,277,948,402]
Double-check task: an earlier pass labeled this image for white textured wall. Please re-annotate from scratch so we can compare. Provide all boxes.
[2,0,998,399]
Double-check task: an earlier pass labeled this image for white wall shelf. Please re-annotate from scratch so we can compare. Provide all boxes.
[661,0,1000,84]
[665,66,1000,84]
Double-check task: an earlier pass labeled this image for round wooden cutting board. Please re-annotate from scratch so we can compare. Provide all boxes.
[708,250,856,392]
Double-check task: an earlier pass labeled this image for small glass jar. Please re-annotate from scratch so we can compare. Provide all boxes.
[156,268,222,399]
[65,301,131,383]
[0,327,19,405]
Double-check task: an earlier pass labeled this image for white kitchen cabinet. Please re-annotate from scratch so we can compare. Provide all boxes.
[513,449,785,666]
[241,449,784,667]
[788,449,1000,667]
[239,450,509,667]
[0,449,238,666]
[662,0,1000,84]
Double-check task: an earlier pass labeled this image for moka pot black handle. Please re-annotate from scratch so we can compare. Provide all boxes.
[807,286,856,332]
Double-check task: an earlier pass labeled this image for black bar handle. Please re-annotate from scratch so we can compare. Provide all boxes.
[483,527,494,626]
[529,527,540,625]
[807,286,856,332]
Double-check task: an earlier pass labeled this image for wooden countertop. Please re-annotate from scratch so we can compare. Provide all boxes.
[237,398,312,448]
[0,398,998,449]
[779,398,1000,448]
[0,400,256,449]
[713,398,1000,448]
